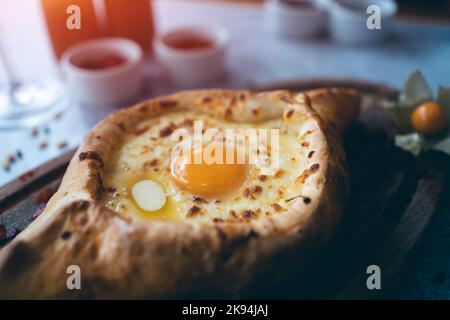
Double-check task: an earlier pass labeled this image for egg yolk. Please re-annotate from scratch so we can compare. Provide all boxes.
[171,146,248,197]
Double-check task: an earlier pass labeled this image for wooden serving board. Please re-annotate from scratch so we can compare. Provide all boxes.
[0,79,448,299]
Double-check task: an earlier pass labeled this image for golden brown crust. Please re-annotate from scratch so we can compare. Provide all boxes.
[0,88,360,299]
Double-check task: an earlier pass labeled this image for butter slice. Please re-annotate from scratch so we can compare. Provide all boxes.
[131,180,166,211]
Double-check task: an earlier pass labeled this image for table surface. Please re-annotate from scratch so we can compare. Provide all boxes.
[1,0,450,299]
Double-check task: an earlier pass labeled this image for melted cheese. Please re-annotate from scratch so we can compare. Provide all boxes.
[101,111,315,223]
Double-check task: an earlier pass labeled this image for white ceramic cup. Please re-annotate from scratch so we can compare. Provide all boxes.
[60,38,143,105]
[265,0,327,39]
[154,25,230,86]
[323,0,398,45]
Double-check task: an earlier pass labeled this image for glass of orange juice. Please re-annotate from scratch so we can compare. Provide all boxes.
[40,0,103,58]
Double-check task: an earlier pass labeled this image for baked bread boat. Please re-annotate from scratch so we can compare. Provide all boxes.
[0,88,360,299]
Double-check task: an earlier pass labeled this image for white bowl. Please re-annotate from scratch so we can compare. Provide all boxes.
[265,0,327,39]
[323,0,397,45]
[154,25,229,86]
[60,38,143,105]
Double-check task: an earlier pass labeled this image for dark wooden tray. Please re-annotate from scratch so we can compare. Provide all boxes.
[1,79,448,299]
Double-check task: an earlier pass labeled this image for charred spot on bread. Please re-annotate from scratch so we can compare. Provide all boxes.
[116,122,126,132]
[159,124,176,137]
[243,185,263,200]
[280,94,294,104]
[242,210,256,219]
[76,214,88,226]
[229,210,238,219]
[296,163,320,184]
[95,173,105,200]
[270,203,283,212]
[224,108,233,119]
[191,196,207,204]
[61,231,72,240]
[228,96,238,107]
[258,175,268,182]
[202,96,212,103]
[274,170,285,178]
[78,151,104,168]
[138,104,148,113]
[285,109,295,118]
[217,228,259,261]
[159,100,178,109]
[186,205,203,218]
[299,130,313,140]
[181,119,194,127]
[134,125,150,136]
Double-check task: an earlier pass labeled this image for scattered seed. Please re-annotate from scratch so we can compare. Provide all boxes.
[2,154,15,171]
[16,150,23,159]
[39,141,48,150]
[6,153,15,164]
[57,140,68,149]
[53,111,63,119]
[30,127,39,137]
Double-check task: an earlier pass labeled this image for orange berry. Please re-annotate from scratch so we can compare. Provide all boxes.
[411,101,447,135]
